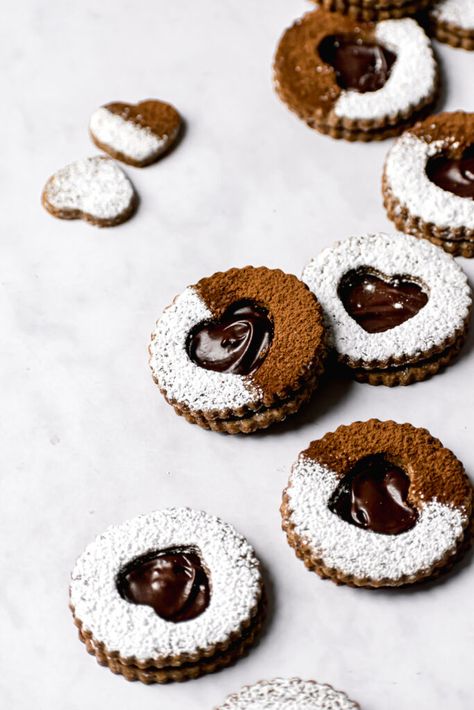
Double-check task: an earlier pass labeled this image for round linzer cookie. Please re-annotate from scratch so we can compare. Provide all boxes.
[42,156,136,227]
[315,0,431,22]
[149,266,326,434]
[89,99,182,167]
[428,0,474,50]
[282,420,473,588]
[216,678,360,709]
[273,9,438,142]
[302,232,471,386]
[70,508,265,683]
[383,111,474,256]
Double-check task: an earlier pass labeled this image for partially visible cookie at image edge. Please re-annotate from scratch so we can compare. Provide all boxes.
[313,0,432,22]
[216,677,360,709]
[428,0,474,50]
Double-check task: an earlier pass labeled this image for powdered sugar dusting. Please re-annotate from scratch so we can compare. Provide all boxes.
[334,19,436,121]
[70,508,262,661]
[302,232,471,365]
[432,0,474,30]
[217,678,359,710]
[286,455,466,582]
[43,156,134,221]
[385,132,474,230]
[90,107,168,163]
[149,287,260,413]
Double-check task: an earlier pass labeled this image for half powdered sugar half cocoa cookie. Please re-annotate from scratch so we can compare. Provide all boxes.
[273,9,438,141]
[281,420,473,588]
[70,508,265,683]
[383,111,474,256]
[149,266,326,433]
[90,99,182,167]
[216,677,360,709]
[314,0,431,22]
[428,0,474,50]
[302,232,471,386]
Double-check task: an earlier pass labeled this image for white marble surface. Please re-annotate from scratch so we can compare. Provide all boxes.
[1,2,473,708]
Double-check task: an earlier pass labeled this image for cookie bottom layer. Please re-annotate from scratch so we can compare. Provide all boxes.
[429,22,474,51]
[41,191,138,228]
[319,0,431,21]
[281,493,472,588]
[383,175,474,257]
[73,597,266,684]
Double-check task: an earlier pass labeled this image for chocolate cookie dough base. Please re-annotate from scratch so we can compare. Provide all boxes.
[319,0,431,21]
[383,174,474,256]
[429,22,474,51]
[41,190,138,228]
[72,596,266,684]
[281,493,472,588]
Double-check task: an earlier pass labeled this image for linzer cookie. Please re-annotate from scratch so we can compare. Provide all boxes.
[315,0,431,22]
[216,678,360,709]
[282,420,473,588]
[302,232,471,386]
[42,156,136,227]
[273,9,438,141]
[149,266,326,433]
[383,112,474,256]
[70,508,265,683]
[428,0,474,50]
[90,99,182,167]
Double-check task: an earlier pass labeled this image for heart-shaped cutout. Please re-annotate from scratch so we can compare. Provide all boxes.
[117,548,210,622]
[328,454,418,535]
[42,156,136,227]
[338,268,428,334]
[90,99,181,167]
[318,34,397,93]
[187,300,273,376]
[426,145,474,199]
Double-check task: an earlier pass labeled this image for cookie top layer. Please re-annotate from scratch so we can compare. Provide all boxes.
[431,0,474,30]
[384,112,474,230]
[149,267,325,415]
[217,678,359,709]
[90,99,181,166]
[302,232,471,367]
[274,10,436,123]
[70,508,263,662]
[285,420,472,582]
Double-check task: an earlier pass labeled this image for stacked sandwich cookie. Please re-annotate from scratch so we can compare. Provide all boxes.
[428,0,474,50]
[315,0,432,21]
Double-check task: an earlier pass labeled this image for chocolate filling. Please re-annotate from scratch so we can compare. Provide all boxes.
[328,454,418,535]
[426,145,474,200]
[117,548,210,622]
[338,268,428,334]
[318,34,397,92]
[187,300,273,375]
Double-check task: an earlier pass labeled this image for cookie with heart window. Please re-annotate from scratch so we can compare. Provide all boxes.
[427,0,474,50]
[273,9,439,141]
[302,232,471,386]
[69,508,265,683]
[149,266,326,433]
[383,112,474,257]
[216,678,360,709]
[281,420,473,587]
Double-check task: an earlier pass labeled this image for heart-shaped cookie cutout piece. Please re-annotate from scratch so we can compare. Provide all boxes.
[328,454,418,535]
[90,99,182,167]
[338,268,428,334]
[426,145,474,200]
[117,548,210,622]
[318,34,397,93]
[42,156,136,227]
[187,300,273,376]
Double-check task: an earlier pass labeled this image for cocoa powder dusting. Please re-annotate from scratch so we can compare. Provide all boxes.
[106,100,181,139]
[410,111,474,156]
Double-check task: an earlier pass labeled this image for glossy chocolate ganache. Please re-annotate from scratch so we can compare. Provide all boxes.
[187,300,273,375]
[117,548,210,622]
[426,145,474,200]
[318,34,397,93]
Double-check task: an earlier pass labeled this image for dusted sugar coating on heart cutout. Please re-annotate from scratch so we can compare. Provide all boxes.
[90,99,181,167]
[318,34,396,92]
[42,156,136,227]
[426,145,474,199]
[338,268,428,333]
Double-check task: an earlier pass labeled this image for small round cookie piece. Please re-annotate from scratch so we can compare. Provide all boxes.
[428,0,474,50]
[42,156,136,227]
[302,232,471,386]
[383,111,474,256]
[70,508,265,684]
[216,678,360,709]
[282,420,473,588]
[149,266,326,434]
[90,99,182,167]
[273,9,438,142]
[316,0,431,22]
